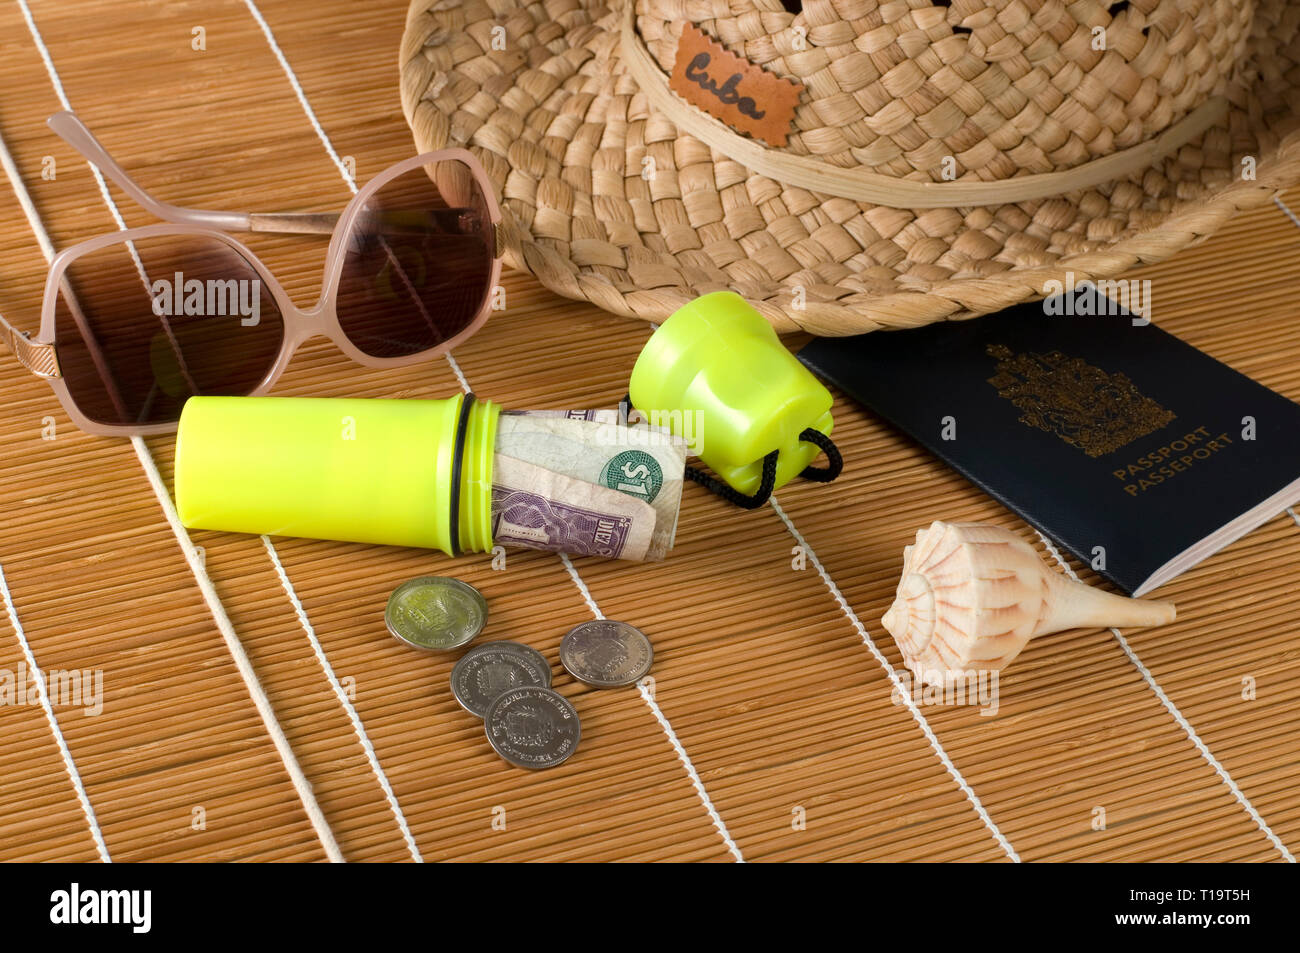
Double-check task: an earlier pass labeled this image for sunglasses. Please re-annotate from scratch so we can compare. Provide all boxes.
[0,111,503,435]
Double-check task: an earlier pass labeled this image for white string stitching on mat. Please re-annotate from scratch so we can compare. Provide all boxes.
[240,0,357,193]
[238,0,475,398]
[647,309,1012,859]
[244,0,744,861]
[130,444,345,862]
[603,322,744,859]
[558,554,746,862]
[607,325,744,859]
[1035,530,1295,862]
[0,137,108,859]
[14,0,346,863]
[557,552,603,619]
[769,498,1022,862]
[262,536,423,862]
[0,564,112,862]
[1273,194,1300,230]
[638,319,1012,859]
[636,678,746,861]
[248,0,471,852]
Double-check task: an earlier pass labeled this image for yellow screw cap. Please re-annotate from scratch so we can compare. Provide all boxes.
[629,291,833,495]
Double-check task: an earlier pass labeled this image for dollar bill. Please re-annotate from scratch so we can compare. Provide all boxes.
[504,409,621,424]
[505,409,690,455]
[495,415,685,560]
[491,454,655,561]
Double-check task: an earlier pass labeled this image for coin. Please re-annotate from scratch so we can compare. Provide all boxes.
[451,643,552,718]
[480,640,552,682]
[385,576,487,651]
[559,619,654,688]
[484,686,581,769]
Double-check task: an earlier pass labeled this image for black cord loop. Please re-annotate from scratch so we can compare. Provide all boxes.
[684,450,779,510]
[797,427,843,483]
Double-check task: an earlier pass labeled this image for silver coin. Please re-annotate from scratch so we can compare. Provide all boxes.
[559,619,654,688]
[484,686,581,769]
[478,640,552,683]
[385,576,487,651]
[451,643,551,718]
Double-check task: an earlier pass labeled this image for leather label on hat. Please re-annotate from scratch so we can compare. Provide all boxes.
[669,23,803,147]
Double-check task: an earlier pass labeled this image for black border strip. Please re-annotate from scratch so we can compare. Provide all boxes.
[448,392,476,558]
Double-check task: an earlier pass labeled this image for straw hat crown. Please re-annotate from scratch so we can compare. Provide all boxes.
[401,0,1300,334]
[635,0,1251,184]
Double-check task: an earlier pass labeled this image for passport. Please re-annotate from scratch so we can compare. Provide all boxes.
[798,289,1300,595]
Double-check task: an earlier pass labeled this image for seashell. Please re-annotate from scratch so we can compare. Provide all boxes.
[881,521,1176,686]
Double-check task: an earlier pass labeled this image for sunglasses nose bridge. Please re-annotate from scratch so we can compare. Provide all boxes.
[281,309,329,350]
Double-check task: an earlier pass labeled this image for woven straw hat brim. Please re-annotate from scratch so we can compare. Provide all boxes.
[400,0,1300,335]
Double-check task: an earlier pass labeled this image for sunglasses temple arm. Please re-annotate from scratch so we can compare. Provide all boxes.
[47,111,252,231]
[45,115,487,242]
[247,212,339,235]
[0,116,61,377]
[0,309,59,378]
[246,210,480,237]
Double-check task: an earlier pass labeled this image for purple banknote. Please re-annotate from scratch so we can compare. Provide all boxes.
[492,488,634,559]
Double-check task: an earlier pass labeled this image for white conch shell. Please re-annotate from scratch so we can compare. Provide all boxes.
[881,521,1176,686]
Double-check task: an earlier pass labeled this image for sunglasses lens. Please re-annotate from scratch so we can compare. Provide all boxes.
[54,234,284,427]
[336,159,495,359]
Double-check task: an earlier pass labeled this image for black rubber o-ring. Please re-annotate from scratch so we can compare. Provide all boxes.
[448,392,476,558]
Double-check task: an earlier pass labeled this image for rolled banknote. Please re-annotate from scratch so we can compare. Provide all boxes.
[491,454,654,561]
[505,408,691,454]
[495,414,685,560]
[504,409,621,424]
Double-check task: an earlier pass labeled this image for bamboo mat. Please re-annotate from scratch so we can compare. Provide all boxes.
[0,0,1297,863]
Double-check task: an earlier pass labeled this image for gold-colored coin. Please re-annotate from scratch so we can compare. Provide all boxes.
[385,576,487,651]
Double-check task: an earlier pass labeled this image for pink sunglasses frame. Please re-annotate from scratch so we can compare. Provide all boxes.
[1,111,504,436]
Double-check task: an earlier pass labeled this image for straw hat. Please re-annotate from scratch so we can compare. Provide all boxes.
[399,0,1300,335]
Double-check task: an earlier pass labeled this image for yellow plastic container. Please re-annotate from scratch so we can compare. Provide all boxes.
[175,394,499,556]
[629,291,833,495]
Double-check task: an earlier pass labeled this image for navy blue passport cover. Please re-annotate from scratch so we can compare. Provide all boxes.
[798,293,1300,595]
